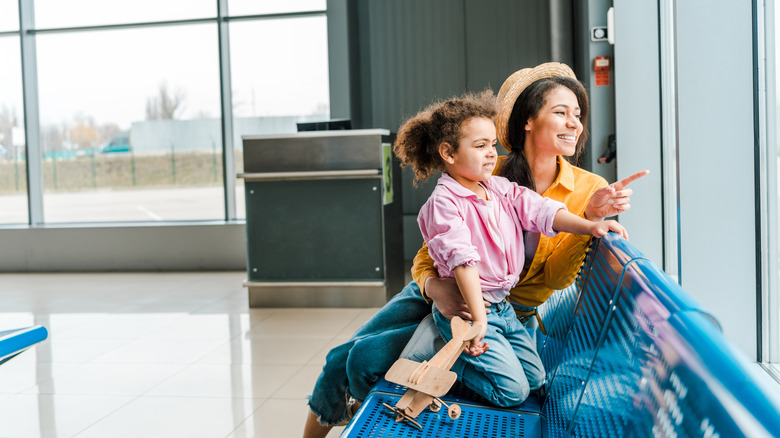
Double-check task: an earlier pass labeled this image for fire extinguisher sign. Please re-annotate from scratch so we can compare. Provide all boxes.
[594,56,610,86]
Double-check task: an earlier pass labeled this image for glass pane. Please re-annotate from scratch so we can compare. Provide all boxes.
[228,0,325,16]
[0,36,28,225]
[34,0,215,29]
[229,15,329,219]
[0,0,18,32]
[36,24,223,223]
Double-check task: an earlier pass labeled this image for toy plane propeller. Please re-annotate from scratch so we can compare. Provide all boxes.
[383,316,483,429]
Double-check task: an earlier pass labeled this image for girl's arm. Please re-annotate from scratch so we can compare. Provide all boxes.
[412,242,490,320]
[552,209,628,239]
[452,264,489,357]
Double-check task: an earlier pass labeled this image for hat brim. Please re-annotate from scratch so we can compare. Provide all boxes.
[496,62,577,151]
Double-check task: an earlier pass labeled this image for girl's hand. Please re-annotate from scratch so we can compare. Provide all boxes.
[464,322,489,357]
[584,170,649,221]
[590,220,628,240]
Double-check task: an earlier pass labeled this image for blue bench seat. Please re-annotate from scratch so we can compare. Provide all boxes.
[342,234,780,437]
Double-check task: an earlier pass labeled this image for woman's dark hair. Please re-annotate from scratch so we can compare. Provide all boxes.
[393,90,497,185]
[499,76,589,191]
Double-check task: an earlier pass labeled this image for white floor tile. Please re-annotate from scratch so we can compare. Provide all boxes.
[197,336,332,366]
[74,395,264,438]
[147,363,301,399]
[0,393,134,438]
[0,272,379,437]
[29,362,188,396]
[225,398,345,438]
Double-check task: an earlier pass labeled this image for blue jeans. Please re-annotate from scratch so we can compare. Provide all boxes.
[432,300,546,407]
[307,282,430,425]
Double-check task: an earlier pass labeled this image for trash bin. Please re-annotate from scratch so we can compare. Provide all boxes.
[239,129,403,307]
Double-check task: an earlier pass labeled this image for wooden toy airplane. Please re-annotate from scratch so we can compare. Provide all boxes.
[383,316,483,429]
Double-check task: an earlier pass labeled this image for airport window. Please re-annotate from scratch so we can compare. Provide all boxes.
[0,36,28,225]
[227,0,325,17]
[764,0,780,366]
[2,1,329,225]
[37,24,224,223]
[32,0,215,29]
[229,15,330,219]
[0,0,18,31]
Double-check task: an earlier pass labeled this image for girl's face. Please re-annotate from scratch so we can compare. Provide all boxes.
[441,117,498,191]
[524,86,582,159]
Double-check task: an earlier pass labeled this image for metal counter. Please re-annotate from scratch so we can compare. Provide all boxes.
[239,129,403,307]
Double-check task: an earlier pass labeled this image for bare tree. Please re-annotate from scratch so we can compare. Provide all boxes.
[69,113,100,149]
[0,105,19,153]
[41,124,64,153]
[145,82,185,120]
[97,122,122,144]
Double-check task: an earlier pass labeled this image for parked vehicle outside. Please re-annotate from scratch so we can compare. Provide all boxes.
[101,134,131,153]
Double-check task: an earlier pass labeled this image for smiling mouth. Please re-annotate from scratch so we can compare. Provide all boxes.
[557,135,576,142]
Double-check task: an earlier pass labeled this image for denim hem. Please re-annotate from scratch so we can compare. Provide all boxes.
[306,392,356,427]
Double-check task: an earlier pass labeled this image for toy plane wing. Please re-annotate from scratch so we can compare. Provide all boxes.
[385,358,457,398]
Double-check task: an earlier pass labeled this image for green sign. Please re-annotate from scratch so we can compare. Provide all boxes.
[383,143,393,205]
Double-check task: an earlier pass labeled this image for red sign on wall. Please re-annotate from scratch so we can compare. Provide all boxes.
[594,56,610,86]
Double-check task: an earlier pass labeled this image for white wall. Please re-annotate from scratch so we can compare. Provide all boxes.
[614,0,759,359]
[0,223,246,271]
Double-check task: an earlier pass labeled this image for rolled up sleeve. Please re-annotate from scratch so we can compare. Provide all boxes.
[503,182,567,237]
[418,196,480,274]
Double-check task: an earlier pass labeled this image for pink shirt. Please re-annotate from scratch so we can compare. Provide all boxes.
[418,173,566,302]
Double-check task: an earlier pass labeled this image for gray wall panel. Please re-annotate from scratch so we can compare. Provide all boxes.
[613,0,663,264]
[351,1,555,259]
[463,0,552,93]
[359,0,467,133]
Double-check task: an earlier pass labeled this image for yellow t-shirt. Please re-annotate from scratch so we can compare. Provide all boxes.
[412,155,608,307]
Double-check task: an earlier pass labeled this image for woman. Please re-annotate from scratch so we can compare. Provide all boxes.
[303,62,647,437]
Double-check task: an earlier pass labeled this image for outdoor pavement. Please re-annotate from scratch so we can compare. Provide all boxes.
[0,185,246,224]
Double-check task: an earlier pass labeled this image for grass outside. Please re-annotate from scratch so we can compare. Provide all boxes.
[0,150,245,194]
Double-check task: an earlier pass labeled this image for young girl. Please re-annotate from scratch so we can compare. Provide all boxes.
[393,90,627,406]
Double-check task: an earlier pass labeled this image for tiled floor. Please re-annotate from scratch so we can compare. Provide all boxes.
[0,272,379,437]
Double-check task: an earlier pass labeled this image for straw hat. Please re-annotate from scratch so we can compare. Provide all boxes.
[496,62,577,151]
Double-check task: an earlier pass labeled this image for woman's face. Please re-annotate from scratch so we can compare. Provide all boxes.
[524,85,582,158]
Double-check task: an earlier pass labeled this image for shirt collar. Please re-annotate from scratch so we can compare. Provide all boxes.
[547,156,575,194]
[438,173,484,199]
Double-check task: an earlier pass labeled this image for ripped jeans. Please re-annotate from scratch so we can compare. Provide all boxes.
[307,282,430,425]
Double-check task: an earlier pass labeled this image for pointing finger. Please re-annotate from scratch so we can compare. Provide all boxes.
[613,170,649,190]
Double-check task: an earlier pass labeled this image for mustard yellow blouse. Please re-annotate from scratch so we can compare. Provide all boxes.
[412,156,607,307]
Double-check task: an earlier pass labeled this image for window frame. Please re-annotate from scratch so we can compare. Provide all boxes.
[760,0,780,365]
[9,0,327,225]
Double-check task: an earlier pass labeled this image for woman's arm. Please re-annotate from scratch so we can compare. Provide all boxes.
[411,242,489,320]
[584,170,649,221]
[545,170,647,289]
[410,242,438,298]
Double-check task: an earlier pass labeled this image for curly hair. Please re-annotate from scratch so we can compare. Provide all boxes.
[393,90,497,185]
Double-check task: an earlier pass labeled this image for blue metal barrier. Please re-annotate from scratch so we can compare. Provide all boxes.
[0,326,48,366]
[342,234,780,437]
